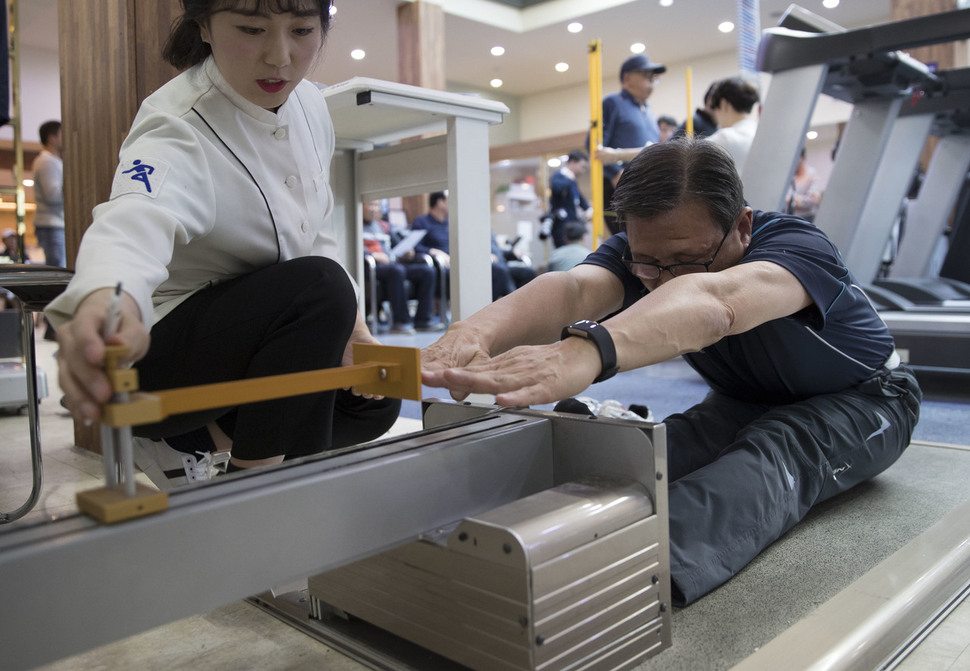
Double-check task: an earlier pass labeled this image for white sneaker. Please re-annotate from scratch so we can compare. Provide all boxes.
[132,437,230,490]
[575,396,654,422]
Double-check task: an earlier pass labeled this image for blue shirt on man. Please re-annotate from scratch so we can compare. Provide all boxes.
[581,210,895,404]
[412,212,449,256]
[600,89,661,180]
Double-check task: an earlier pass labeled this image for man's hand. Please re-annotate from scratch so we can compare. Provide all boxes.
[423,337,601,407]
[56,287,148,424]
[431,250,450,268]
[595,145,621,164]
[420,323,493,401]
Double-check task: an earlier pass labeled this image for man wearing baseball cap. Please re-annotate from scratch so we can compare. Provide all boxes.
[595,53,667,234]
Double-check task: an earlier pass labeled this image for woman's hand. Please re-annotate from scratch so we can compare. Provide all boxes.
[56,287,148,424]
[343,311,384,398]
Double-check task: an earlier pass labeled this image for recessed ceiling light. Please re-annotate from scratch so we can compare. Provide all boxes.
[567,22,583,33]
[659,0,673,6]
[350,49,365,60]
[547,157,562,168]
[555,62,569,72]
[630,43,646,54]
[329,4,337,16]
[822,0,839,7]
[718,21,735,33]
[490,78,504,88]
[491,46,505,56]
[806,130,819,140]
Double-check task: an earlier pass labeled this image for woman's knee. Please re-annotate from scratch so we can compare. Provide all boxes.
[280,256,358,323]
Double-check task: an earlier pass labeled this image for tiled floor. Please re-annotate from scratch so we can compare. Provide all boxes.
[1,327,967,670]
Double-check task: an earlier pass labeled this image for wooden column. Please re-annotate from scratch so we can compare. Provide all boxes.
[57,0,180,269]
[889,0,966,169]
[397,0,445,90]
[396,1,445,223]
[57,0,180,451]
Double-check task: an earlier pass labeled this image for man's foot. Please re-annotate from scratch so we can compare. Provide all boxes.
[390,323,416,335]
[553,396,653,422]
[553,397,597,416]
[132,437,230,490]
[415,319,446,332]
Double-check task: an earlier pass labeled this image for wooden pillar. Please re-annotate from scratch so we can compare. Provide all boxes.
[57,0,180,270]
[57,0,180,451]
[890,0,962,66]
[889,0,966,169]
[397,1,445,90]
[396,1,445,223]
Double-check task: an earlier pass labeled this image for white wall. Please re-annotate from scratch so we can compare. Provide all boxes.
[1,45,61,144]
[445,81,522,147]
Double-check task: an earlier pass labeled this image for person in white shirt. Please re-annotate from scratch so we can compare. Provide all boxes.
[706,77,760,173]
[47,0,400,488]
[31,120,65,267]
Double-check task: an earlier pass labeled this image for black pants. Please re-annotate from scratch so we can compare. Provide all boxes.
[663,365,921,605]
[134,257,401,461]
[374,260,436,326]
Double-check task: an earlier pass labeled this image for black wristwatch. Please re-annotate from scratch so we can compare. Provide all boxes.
[560,320,619,383]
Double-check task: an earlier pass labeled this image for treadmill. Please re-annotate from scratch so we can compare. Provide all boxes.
[749,5,970,384]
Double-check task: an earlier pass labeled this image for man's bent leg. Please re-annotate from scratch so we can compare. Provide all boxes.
[667,367,921,605]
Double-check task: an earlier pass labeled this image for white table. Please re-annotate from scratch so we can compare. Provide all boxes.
[322,77,509,320]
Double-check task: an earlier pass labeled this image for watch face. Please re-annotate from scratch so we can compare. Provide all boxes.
[568,320,597,335]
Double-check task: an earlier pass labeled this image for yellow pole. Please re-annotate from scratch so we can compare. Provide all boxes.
[8,0,25,262]
[588,39,604,249]
[686,67,694,138]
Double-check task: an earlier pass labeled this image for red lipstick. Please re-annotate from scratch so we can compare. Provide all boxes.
[258,79,287,93]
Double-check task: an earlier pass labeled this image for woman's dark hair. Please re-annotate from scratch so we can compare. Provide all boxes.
[611,137,745,234]
[709,77,760,114]
[163,0,333,71]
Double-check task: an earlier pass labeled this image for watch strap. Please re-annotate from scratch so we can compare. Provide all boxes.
[560,320,619,383]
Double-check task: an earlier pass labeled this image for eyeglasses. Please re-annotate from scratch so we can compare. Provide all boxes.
[622,224,733,281]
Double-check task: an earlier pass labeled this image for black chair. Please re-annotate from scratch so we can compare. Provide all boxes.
[0,264,74,524]
[363,253,442,332]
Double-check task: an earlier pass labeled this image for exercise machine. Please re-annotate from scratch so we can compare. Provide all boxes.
[748,5,970,381]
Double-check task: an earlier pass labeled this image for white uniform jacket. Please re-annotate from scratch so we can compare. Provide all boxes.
[47,56,344,328]
[707,116,759,174]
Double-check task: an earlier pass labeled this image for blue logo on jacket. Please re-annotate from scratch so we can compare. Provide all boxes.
[123,160,156,193]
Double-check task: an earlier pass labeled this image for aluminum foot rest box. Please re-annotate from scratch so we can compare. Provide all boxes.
[0,360,48,411]
[308,476,668,670]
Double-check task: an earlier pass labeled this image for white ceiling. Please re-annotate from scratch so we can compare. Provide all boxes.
[20,0,892,97]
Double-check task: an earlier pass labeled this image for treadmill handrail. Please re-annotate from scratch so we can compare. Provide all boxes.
[757,7,970,75]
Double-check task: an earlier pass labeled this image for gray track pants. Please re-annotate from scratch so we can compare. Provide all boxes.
[663,365,922,605]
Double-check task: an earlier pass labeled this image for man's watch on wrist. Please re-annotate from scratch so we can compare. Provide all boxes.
[560,320,619,383]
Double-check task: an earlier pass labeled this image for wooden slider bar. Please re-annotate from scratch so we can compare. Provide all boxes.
[101,343,422,428]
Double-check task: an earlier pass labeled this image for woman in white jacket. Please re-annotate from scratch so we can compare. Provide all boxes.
[47,0,400,487]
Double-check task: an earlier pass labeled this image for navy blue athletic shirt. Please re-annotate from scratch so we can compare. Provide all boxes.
[581,210,895,404]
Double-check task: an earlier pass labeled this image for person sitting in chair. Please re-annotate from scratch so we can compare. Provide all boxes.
[362,200,444,334]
